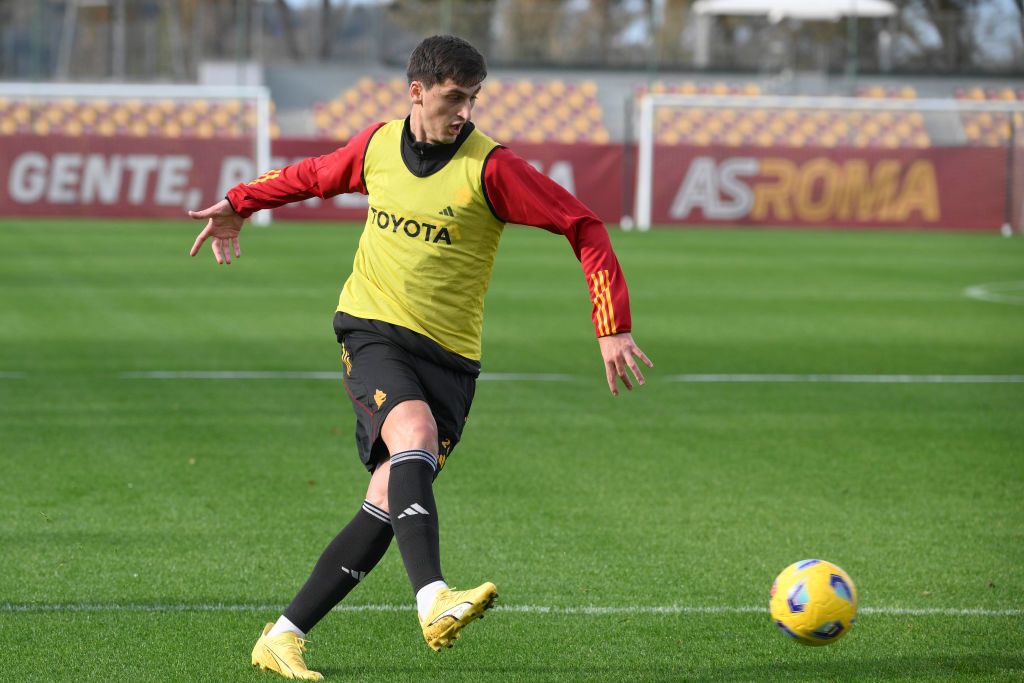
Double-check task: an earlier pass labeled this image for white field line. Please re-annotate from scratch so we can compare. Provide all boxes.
[112,372,1024,383]
[1,602,1020,617]
[964,281,1024,306]
[664,374,1024,383]
[4,372,1023,383]
[117,371,573,381]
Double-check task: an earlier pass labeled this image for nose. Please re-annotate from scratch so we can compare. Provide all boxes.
[457,99,473,121]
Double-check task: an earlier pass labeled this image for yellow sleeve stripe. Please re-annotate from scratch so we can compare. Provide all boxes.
[248,169,282,185]
[590,269,617,336]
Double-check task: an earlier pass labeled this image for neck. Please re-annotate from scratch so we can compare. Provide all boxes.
[408,109,433,144]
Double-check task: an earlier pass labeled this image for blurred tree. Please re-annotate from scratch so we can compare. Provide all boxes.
[495,0,559,64]
[889,0,1021,71]
[389,0,496,53]
[654,0,693,64]
[273,0,303,59]
[318,0,352,60]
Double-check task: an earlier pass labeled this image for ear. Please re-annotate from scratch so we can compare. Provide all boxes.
[409,81,424,105]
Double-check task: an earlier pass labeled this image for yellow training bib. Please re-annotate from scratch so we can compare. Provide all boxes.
[338,120,505,360]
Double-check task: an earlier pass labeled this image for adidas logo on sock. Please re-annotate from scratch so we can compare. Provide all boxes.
[438,206,454,217]
[397,503,430,519]
[341,566,366,581]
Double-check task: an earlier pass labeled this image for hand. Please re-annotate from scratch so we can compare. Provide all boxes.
[598,332,653,396]
[188,198,244,264]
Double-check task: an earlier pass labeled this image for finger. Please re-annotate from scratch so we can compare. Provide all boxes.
[626,355,646,387]
[616,358,634,391]
[232,236,241,259]
[635,347,654,369]
[605,362,619,396]
[211,237,224,264]
[221,238,232,264]
[189,228,209,257]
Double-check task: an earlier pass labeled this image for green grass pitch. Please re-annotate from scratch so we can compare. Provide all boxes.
[1,218,1022,681]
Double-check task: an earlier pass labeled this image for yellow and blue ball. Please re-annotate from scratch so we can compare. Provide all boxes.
[770,559,857,646]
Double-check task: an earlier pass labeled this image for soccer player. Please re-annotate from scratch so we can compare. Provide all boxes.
[189,35,652,680]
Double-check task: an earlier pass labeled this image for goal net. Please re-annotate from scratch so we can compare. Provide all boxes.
[632,93,1024,234]
[0,83,273,225]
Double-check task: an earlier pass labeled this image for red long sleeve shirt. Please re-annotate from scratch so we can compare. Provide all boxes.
[226,121,631,343]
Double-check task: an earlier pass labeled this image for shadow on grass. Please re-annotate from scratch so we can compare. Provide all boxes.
[318,653,1024,682]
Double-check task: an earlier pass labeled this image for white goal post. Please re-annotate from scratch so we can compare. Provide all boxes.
[633,94,1024,233]
[0,82,273,225]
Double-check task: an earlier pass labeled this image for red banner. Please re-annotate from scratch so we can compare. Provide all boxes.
[0,135,625,224]
[0,134,1011,231]
[648,145,1007,231]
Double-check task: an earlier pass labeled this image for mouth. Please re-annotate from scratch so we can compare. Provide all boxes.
[448,122,463,136]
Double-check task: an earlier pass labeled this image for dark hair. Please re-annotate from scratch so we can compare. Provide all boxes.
[407,35,487,89]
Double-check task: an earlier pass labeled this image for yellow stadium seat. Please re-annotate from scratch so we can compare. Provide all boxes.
[212,108,231,127]
[333,123,352,140]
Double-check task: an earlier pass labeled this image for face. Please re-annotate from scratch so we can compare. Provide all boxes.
[409,78,481,144]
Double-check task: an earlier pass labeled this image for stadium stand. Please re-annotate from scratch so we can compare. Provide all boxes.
[953,85,1024,146]
[6,76,1020,152]
[0,97,279,138]
[313,76,611,144]
[637,80,931,149]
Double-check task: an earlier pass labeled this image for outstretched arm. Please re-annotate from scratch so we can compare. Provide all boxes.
[189,198,244,264]
[187,122,384,264]
[599,332,653,396]
[483,148,653,395]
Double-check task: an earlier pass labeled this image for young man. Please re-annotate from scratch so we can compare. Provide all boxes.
[189,35,651,680]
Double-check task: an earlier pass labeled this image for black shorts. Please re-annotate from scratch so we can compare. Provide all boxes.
[334,313,478,476]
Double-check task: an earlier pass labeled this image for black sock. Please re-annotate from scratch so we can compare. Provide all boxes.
[282,500,393,633]
[388,449,444,594]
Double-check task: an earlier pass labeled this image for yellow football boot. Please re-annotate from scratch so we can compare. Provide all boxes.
[420,582,498,651]
[251,623,324,680]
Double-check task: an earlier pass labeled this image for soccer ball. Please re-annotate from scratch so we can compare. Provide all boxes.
[770,559,857,646]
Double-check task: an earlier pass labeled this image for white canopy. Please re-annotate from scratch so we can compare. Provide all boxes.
[693,0,897,22]
[692,0,897,67]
